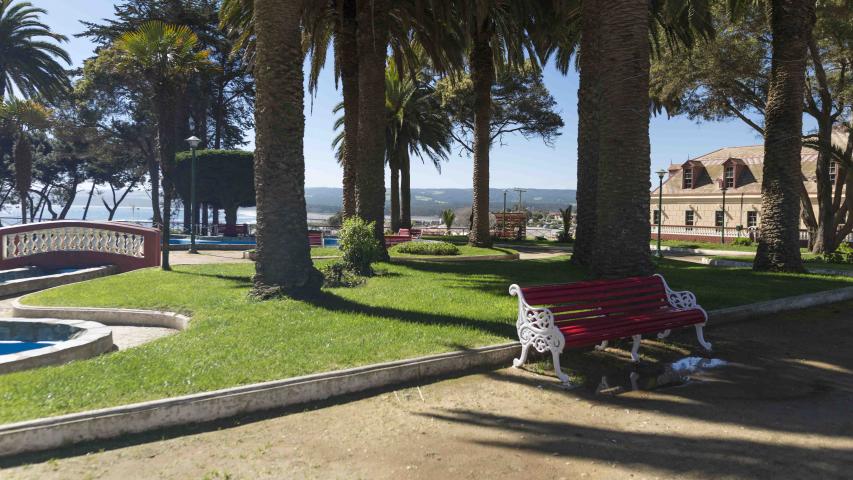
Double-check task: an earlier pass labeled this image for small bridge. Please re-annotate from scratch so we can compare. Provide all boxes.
[0,221,161,273]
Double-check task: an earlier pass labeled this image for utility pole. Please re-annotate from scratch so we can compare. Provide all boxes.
[513,188,526,212]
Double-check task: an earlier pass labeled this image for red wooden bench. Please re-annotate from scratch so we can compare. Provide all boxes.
[308,231,323,247]
[385,234,412,247]
[509,274,711,383]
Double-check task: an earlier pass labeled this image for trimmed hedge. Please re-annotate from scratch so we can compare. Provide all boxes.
[392,241,460,256]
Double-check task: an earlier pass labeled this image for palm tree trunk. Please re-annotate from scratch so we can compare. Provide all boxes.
[572,0,602,267]
[400,148,411,229]
[355,0,390,255]
[390,154,400,232]
[147,151,163,226]
[251,0,323,298]
[468,31,494,248]
[754,0,815,272]
[590,0,653,278]
[156,98,177,271]
[337,0,359,219]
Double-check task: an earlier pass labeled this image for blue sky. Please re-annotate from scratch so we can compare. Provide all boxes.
[42,0,766,190]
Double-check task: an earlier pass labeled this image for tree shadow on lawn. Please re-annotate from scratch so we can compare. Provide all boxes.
[169,269,253,289]
[303,291,516,339]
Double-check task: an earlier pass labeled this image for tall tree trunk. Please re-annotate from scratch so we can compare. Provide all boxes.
[400,148,411,229]
[13,134,31,225]
[156,95,177,271]
[812,116,835,253]
[355,0,390,255]
[468,31,494,248]
[224,205,238,228]
[590,0,653,278]
[147,152,163,226]
[572,0,602,267]
[82,182,96,220]
[251,0,323,298]
[390,154,400,232]
[337,0,359,219]
[754,0,815,272]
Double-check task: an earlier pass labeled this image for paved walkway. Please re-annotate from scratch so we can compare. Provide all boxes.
[5,301,852,479]
[169,250,250,265]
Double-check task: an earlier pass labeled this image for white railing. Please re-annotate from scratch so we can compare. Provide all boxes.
[2,226,147,260]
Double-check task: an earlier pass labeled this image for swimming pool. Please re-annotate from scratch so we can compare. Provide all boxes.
[0,341,57,355]
[170,237,340,247]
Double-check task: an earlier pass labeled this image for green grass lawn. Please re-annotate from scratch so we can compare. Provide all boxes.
[2,257,852,424]
[654,239,760,252]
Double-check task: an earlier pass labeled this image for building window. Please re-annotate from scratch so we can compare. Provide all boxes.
[747,211,758,228]
[683,168,693,189]
[685,210,695,227]
[652,210,661,224]
[715,210,725,227]
[830,162,838,184]
[724,165,735,188]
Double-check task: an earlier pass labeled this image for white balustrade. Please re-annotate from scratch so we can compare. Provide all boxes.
[2,226,147,260]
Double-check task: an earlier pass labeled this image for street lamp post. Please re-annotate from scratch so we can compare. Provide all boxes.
[186,136,201,254]
[655,169,667,258]
[719,180,728,245]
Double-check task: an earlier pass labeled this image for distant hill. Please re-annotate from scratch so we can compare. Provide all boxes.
[305,187,576,216]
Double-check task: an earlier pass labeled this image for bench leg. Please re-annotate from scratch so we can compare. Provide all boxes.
[512,342,531,368]
[695,324,712,351]
[595,340,609,351]
[551,348,570,384]
[630,335,642,363]
[657,329,671,340]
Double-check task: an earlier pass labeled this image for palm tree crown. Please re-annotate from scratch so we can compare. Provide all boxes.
[0,0,71,101]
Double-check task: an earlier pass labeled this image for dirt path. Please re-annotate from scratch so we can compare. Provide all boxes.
[5,300,853,479]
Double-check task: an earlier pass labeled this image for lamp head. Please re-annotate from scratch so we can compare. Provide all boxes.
[186,136,201,149]
[656,169,667,180]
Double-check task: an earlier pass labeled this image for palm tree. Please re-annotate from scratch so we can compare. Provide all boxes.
[250,0,323,298]
[426,1,541,248]
[753,0,815,272]
[333,61,452,232]
[385,62,452,230]
[0,0,70,102]
[441,208,456,234]
[114,21,211,270]
[0,99,50,224]
[542,0,712,274]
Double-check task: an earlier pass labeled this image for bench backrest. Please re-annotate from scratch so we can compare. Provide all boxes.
[308,232,323,247]
[520,276,669,323]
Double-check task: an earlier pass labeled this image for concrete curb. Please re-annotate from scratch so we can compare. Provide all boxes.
[701,257,853,277]
[0,265,117,297]
[4,283,853,457]
[707,286,853,326]
[11,298,190,331]
[0,342,519,457]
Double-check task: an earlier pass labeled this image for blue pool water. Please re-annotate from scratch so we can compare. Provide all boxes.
[170,238,256,245]
[169,237,340,247]
[0,341,56,355]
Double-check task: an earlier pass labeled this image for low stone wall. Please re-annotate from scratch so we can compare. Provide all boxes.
[12,300,190,331]
[0,265,117,297]
[0,319,113,375]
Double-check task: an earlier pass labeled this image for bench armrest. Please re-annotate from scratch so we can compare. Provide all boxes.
[509,284,565,353]
[654,274,708,321]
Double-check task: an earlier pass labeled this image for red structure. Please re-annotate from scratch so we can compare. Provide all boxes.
[0,221,161,273]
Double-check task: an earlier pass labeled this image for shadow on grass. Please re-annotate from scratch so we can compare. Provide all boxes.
[169,269,253,288]
[303,291,516,339]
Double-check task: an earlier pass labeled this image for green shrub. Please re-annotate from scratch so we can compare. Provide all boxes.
[339,217,383,276]
[556,231,573,243]
[392,241,460,256]
[731,237,753,247]
[320,261,366,287]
